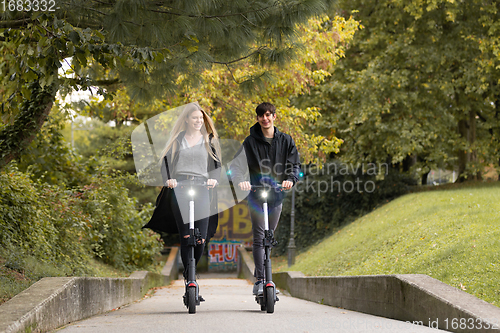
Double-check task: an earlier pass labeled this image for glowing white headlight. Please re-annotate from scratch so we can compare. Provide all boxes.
[189,189,195,196]
[262,191,268,198]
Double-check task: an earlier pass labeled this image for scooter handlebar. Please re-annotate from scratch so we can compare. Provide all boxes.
[250,184,283,190]
[166,180,218,189]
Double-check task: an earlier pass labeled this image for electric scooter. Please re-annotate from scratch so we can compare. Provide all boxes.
[251,184,281,314]
[177,180,209,314]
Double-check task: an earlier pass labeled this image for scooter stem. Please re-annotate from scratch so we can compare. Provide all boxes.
[189,200,194,230]
[263,202,269,231]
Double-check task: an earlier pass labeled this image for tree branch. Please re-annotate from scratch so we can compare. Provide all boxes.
[95,78,121,86]
[209,47,265,65]
[61,1,142,26]
[61,1,108,16]
[59,76,120,87]
[224,64,241,84]
[149,5,276,19]
[90,0,115,6]
[0,18,33,28]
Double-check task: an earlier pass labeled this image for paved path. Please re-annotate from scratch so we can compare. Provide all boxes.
[53,274,449,333]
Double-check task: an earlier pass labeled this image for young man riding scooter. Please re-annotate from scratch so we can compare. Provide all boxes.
[230,102,300,295]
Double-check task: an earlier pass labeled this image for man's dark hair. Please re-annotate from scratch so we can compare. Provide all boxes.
[255,102,276,117]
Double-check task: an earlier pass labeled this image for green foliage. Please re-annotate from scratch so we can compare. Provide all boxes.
[0,80,58,170]
[307,0,500,180]
[60,116,158,204]
[284,182,500,305]
[0,164,92,275]
[274,159,413,255]
[75,171,160,270]
[0,163,162,276]
[172,14,359,163]
[65,117,132,165]
[16,105,91,187]
[0,109,161,302]
[1,0,330,170]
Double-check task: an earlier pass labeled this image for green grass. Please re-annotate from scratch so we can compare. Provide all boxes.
[280,181,500,306]
[0,246,170,306]
[0,256,131,305]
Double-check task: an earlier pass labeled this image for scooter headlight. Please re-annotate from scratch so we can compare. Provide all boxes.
[261,191,268,198]
[189,189,195,197]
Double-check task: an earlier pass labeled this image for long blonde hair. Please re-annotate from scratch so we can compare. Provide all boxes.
[160,102,221,164]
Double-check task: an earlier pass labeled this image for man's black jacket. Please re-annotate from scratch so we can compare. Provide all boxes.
[230,122,300,208]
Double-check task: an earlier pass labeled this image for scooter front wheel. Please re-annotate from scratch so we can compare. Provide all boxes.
[266,287,274,313]
[187,286,196,314]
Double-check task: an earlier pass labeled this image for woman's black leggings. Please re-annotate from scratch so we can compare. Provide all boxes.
[171,182,210,273]
[179,233,207,272]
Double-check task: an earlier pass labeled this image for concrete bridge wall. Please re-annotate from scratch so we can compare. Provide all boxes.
[0,247,179,333]
[237,246,500,333]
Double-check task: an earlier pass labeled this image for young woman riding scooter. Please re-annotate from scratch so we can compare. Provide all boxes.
[143,102,221,311]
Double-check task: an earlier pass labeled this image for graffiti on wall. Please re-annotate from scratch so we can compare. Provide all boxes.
[208,238,241,271]
[212,199,252,243]
[207,199,253,270]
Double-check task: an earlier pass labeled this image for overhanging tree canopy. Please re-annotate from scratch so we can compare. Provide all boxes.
[0,0,328,169]
[314,0,500,181]
[83,14,360,163]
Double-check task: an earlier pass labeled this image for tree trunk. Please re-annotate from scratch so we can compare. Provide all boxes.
[457,117,469,183]
[457,110,480,182]
[421,172,429,185]
[0,80,58,171]
[402,154,416,172]
[468,109,482,181]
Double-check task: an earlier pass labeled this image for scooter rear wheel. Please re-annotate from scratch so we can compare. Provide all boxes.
[266,287,274,313]
[187,286,196,314]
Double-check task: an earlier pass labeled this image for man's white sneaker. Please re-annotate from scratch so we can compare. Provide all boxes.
[252,280,264,295]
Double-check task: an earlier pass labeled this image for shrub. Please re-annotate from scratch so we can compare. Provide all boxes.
[74,171,161,271]
[0,164,92,275]
[0,163,162,276]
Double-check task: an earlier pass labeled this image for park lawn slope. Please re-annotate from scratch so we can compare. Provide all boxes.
[0,257,131,305]
[0,253,168,305]
[285,182,500,306]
